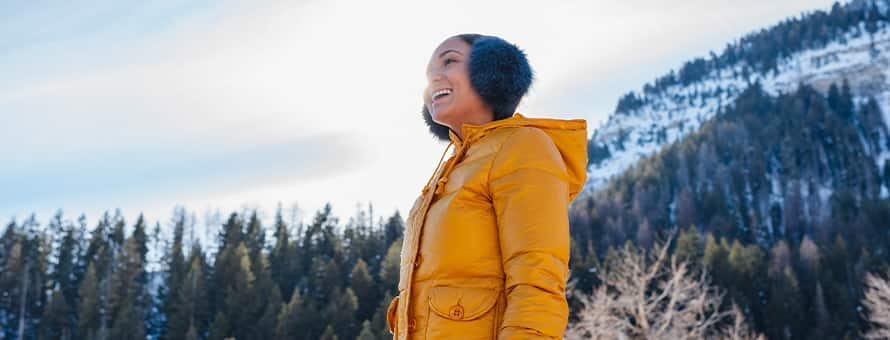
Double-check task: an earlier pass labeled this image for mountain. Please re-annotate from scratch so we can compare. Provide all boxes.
[585,0,890,192]
[569,1,890,339]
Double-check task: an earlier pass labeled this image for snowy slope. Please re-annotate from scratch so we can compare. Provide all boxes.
[584,23,890,194]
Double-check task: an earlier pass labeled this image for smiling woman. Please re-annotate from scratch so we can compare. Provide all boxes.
[420,34,535,142]
[388,34,588,340]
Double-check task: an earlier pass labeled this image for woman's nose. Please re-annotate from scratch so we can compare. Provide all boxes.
[430,69,444,81]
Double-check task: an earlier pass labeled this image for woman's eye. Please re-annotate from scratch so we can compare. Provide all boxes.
[444,58,455,65]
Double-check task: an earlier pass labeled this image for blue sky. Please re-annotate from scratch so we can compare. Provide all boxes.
[2,0,836,235]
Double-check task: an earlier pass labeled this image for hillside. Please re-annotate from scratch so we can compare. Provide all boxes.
[570,1,890,338]
[585,0,890,192]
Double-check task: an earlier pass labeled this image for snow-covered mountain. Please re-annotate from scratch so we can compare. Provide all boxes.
[585,2,890,194]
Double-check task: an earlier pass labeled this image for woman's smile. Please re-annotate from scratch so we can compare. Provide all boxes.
[431,88,453,107]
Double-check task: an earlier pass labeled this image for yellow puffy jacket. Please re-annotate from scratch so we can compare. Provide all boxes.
[387,112,588,339]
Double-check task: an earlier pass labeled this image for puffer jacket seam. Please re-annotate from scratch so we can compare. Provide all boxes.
[483,126,523,340]
[484,127,524,201]
[502,249,569,269]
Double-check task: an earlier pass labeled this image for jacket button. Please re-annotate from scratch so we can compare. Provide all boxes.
[449,305,464,319]
[413,254,422,268]
[408,317,417,331]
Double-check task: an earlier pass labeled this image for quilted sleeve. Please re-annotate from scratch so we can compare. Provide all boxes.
[487,127,571,339]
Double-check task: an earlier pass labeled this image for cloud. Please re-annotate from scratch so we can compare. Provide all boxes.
[0,0,838,227]
[0,131,367,221]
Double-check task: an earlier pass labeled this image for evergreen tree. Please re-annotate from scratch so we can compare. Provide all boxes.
[164,244,210,340]
[323,287,359,339]
[357,320,377,340]
[217,243,257,340]
[320,325,338,340]
[702,234,730,284]
[275,289,309,340]
[75,263,101,340]
[54,217,83,310]
[351,258,377,322]
[378,240,401,291]
[245,210,266,261]
[207,311,231,340]
[371,291,394,340]
[40,287,74,340]
[383,212,404,251]
[270,204,296,299]
[160,208,189,340]
[109,299,145,340]
[253,284,282,340]
[674,225,702,264]
[108,219,150,337]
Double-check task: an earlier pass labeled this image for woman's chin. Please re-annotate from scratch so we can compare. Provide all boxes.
[431,108,453,125]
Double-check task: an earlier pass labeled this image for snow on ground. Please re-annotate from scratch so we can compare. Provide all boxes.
[584,23,890,195]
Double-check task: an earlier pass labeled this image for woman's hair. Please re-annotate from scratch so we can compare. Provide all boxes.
[422,33,534,141]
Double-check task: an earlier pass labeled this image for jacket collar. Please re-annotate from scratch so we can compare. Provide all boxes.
[448,112,529,149]
[442,111,589,201]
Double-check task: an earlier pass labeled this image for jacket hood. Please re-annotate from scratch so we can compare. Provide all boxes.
[445,112,588,201]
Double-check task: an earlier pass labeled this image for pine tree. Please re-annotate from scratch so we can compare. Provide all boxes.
[40,287,73,340]
[108,219,150,338]
[185,324,199,340]
[218,243,256,340]
[357,320,377,340]
[244,210,266,260]
[674,225,702,264]
[160,209,189,340]
[323,287,359,339]
[207,311,231,340]
[253,284,282,340]
[351,258,377,322]
[675,188,697,229]
[702,233,730,284]
[371,290,394,340]
[270,204,296,299]
[765,266,803,339]
[378,240,401,291]
[217,212,244,259]
[108,299,145,340]
[54,217,83,310]
[320,325,338,340]
[383,212,404,251]
[0,221,18,340]
[76,263,101,340]
[4,215,49,340]
[275,289,305,340]
[164,244,210,339]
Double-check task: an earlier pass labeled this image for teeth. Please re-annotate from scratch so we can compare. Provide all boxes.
[432,89,452,100]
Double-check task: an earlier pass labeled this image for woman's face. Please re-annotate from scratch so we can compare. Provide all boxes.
[424,37,489,133]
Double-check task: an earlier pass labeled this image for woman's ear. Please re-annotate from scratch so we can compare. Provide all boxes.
[422,104,452,141]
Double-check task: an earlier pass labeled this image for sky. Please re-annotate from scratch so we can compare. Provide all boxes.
[1,0,838,237]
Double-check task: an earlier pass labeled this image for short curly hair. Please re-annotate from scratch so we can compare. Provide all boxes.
[422,34,534,141]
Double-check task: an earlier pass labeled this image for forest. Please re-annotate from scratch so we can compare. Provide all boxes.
[570,81,890,339]
[4,1,890,339]
[1,204,406,340]
[2,81,889,340]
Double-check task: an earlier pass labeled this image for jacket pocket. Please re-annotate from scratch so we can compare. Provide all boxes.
[426,286,499,339]
[386,295,399,335]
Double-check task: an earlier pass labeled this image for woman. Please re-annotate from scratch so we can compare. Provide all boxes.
[386,33,588,339]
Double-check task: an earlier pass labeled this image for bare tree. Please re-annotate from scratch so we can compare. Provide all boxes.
[863,270,890,339]
[718,305,765,340]
[565,236,763,340]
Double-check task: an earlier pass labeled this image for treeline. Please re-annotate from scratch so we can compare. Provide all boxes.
[569,81,890,339]
[0,204,406,340]
[614,0,889,115]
